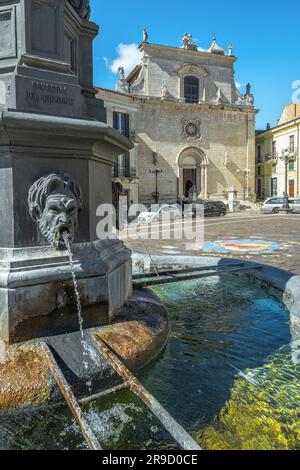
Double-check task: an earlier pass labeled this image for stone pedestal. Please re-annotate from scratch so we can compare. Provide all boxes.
[0,0,105,121]
[0,1,134,344]
[228,186,238,212]
[0,112,133,344]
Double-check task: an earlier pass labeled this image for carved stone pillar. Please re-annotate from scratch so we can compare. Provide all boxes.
[0,0,132,344]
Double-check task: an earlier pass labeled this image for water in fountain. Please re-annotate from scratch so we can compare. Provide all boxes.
[0,274,296,450]
[62,232,89,371]
[135,232,161,277]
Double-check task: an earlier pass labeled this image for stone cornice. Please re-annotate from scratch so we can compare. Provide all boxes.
[0,111,133,151]
[139,42,237,66]
[136,97,258,115]
[256,118,300,138]
[126,65,142,83]
[96,87,258,115]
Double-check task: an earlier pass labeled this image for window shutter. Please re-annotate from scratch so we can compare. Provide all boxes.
[125,152,130,176]
[113,111,118,130]
[124,114,130,138]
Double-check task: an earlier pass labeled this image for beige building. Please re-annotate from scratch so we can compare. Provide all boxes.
[256,104,300,200]
[97,34,257,204]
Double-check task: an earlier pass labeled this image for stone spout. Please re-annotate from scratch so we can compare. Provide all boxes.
[28,172,83,251]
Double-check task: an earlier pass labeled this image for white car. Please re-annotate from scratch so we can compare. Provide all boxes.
[261,197,300,214]
[137,205,182,223]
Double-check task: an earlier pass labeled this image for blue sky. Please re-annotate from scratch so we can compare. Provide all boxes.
[90,0,300,129]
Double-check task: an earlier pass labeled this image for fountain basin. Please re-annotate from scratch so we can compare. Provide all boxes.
[0,289,169,411]
[132,253,300,364]
[1,260,299,450]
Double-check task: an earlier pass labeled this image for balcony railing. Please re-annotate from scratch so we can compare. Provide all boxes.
[287,148,298,158]
[265,149,298,163]
[265,152,278,162]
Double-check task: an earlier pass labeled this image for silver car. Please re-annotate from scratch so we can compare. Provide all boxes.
[261,197,300,214]
[137,204,182,223]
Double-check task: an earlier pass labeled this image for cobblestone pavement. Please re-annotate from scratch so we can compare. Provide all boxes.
[118,212,300,274]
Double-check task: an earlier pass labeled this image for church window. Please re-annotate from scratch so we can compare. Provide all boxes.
[184,76,199,103]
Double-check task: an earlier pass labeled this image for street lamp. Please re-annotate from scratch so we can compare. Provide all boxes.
[149,168,163,204]
[280,148,294,211]
[237,168,251,200]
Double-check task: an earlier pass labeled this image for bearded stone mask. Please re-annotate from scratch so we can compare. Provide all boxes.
[28,173,83,250]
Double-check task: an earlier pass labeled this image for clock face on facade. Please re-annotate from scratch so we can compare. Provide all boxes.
[182,119,201,140]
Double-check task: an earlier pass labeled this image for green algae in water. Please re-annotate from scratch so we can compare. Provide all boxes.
[197,346,300,450]
[0,275,297,450]
[0,390,176,450]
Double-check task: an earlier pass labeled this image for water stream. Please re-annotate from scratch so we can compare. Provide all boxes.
[62,233,89,371]
[135,230,161,278]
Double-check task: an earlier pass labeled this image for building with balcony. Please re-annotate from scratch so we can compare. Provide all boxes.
[256,104,300,200]
[97,33,257,205]
[95,88,140,205]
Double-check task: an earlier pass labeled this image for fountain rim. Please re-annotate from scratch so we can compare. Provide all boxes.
[132,252,300,324]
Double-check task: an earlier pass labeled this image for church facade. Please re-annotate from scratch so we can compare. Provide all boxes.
[97,34,257,205]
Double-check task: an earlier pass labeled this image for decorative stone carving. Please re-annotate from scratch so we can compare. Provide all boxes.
[182,119,201,140]
[68,0,91,19]
[234,82,255,107]
[216,88,223,104]
[244,83,255,106]
[181,33,197,51]
[116,66,130,94]
[28,172,83,250]
[161,83,168,100]
[118,66,126,81]
[176,63,208,77]
[143,27,149,43]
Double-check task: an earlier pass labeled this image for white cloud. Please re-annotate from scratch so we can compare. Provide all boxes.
[110,43,141,75]
[235,81,246,90]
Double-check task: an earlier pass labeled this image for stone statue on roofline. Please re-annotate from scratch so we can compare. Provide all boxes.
[182,33,198,51]
[161,83,168,99]
[116,66,130,94]
[182,32,192,49]
[143,27,149,43]
[118,66,126,81]
[68,0,91,19]
[244,83,255,106]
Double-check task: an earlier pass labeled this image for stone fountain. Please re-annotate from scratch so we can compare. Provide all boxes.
[0,0,169,409]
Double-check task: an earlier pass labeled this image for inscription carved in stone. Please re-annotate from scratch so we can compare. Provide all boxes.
[25,80,74,107]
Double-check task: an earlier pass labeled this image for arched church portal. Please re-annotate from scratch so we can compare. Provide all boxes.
[177,148,208,199]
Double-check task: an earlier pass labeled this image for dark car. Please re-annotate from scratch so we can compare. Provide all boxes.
[204,200,227,217]
[185,200,227,218]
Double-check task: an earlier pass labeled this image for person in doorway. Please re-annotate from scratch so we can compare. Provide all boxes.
[185,180,193,198]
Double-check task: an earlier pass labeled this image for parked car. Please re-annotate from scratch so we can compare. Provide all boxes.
[261,197,300,214]
[137,204,182,223]
[290,199,300,214]
[185,200,227,218]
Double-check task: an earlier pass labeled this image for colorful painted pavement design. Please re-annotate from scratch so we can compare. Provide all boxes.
[202,238,290,255]
[160,238,300,259]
